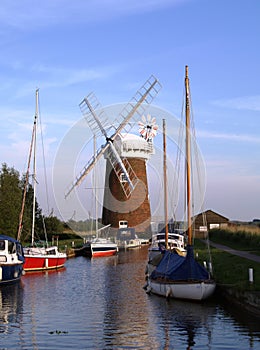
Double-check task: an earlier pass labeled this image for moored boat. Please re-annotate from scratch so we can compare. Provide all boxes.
[88,238,118,258]
[17,89,67,272]
[148,230,186,260]
[0,235,25,284]
[23,245,66,272]
[145,66,216,301]
[75,225,118,258]
[116,227,142,250]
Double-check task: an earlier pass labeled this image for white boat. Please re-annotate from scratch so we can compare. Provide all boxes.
[145,66,216,301]
[0,235,25,284]
[116,227,142,250]
[17,89,67,272]
[148,231,186,260]
[88,237,118,258]
[83,225,118,258]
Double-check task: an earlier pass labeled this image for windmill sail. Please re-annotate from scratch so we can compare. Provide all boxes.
[113,75,161,135]
[65,144,109,198]
[79,92,113,137]
[65,75,161,199]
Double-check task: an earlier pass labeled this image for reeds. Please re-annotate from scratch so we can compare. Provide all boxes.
[209,228,260,252]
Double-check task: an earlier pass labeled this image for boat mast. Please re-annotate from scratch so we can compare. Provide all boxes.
[185,66,192,246]
[17,112,37,241]
[31,89,39,246]
[93,134,98,236]
[163,119,168,249]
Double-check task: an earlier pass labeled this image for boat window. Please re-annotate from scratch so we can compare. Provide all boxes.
[157,234,165,240]
[16,243,23,255]
[0,240,5,250]
[8,241,16,254]
[47,249,56,255]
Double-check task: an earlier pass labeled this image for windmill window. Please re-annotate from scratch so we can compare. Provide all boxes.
[120,173,127,183]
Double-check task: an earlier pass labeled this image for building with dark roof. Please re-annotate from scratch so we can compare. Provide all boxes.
[193,209,229,238]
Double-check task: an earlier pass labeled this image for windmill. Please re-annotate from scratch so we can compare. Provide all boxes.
[138,114,158,141]
[101,112,159,234]
[65,75,161,233]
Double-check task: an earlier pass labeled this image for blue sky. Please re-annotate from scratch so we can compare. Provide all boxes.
[0,0,259,222]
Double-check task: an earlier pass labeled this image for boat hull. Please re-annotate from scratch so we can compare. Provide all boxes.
[117,238,142,250]
[23,256,66,272]
[23,246,66,272]
[147,279,216,301]
[73,244,91,257]
[0,263,24,285]
[91,244,117,258]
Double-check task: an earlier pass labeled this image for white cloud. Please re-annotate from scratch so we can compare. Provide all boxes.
[8,64,125,99]
[212,95,260,111]
[0,0,187,29]
[197,129,260,144]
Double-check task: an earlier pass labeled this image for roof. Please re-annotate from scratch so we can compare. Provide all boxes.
[0,234,20,243]
[194,209,229,222]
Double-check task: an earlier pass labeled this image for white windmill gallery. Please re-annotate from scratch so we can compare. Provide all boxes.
[65,76,161,236]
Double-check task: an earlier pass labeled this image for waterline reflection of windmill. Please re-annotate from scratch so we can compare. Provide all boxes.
[65,76,161,200]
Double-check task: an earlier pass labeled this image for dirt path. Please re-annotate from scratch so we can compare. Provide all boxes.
[209,241,260,263]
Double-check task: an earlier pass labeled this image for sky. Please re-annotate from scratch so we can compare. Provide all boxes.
[0,0,260,223]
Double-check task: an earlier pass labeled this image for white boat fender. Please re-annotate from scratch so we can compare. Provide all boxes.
[166,286,172,298]
[146,285,152,294]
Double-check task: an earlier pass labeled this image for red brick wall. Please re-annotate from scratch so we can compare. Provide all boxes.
[102,157,151,233]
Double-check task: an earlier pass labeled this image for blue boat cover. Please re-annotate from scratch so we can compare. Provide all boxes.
[151,245,210,281]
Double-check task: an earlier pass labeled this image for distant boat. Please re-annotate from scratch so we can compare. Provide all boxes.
[17,89,67,272]
[82,225,118,258]
[145,66,216,301]
[148,230,186,260]
[116,227,142,250]
[0,235,25,284]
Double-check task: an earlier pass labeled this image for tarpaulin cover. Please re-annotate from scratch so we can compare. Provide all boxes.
[150,245,210,281]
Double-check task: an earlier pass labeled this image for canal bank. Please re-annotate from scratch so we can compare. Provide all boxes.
[208,241,260,318]
[216,285,260,318]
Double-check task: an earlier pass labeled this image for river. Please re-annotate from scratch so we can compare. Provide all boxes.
[0,246,259,349]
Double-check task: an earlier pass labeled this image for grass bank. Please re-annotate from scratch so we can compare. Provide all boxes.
[194,238,260,291]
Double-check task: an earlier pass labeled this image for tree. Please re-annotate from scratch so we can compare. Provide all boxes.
[0,163,22,237]
[0,163,44,241]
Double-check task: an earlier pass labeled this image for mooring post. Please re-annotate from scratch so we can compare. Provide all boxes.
[249,268,254,283]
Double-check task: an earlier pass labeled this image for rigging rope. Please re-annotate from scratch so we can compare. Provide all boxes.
[38,96,50,216]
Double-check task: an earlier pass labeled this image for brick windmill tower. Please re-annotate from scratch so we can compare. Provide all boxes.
[102,115,158,234]
[65,77,161,235]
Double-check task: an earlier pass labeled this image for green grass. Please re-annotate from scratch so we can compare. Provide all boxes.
[194,239,260,291]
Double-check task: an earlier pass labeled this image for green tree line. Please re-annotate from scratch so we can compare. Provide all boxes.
[0,163,64,244]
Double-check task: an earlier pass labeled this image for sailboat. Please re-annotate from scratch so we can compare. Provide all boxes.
[145,66,216,300]
[148,119,186,264]
[18,89,67,272]
[83,225,118,258]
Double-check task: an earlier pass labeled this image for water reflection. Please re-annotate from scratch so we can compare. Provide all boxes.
[147,295,217,349]
[0,282,24,334]
[102,248,157,349]
[218,297,260,344]
[0,247,259,349]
